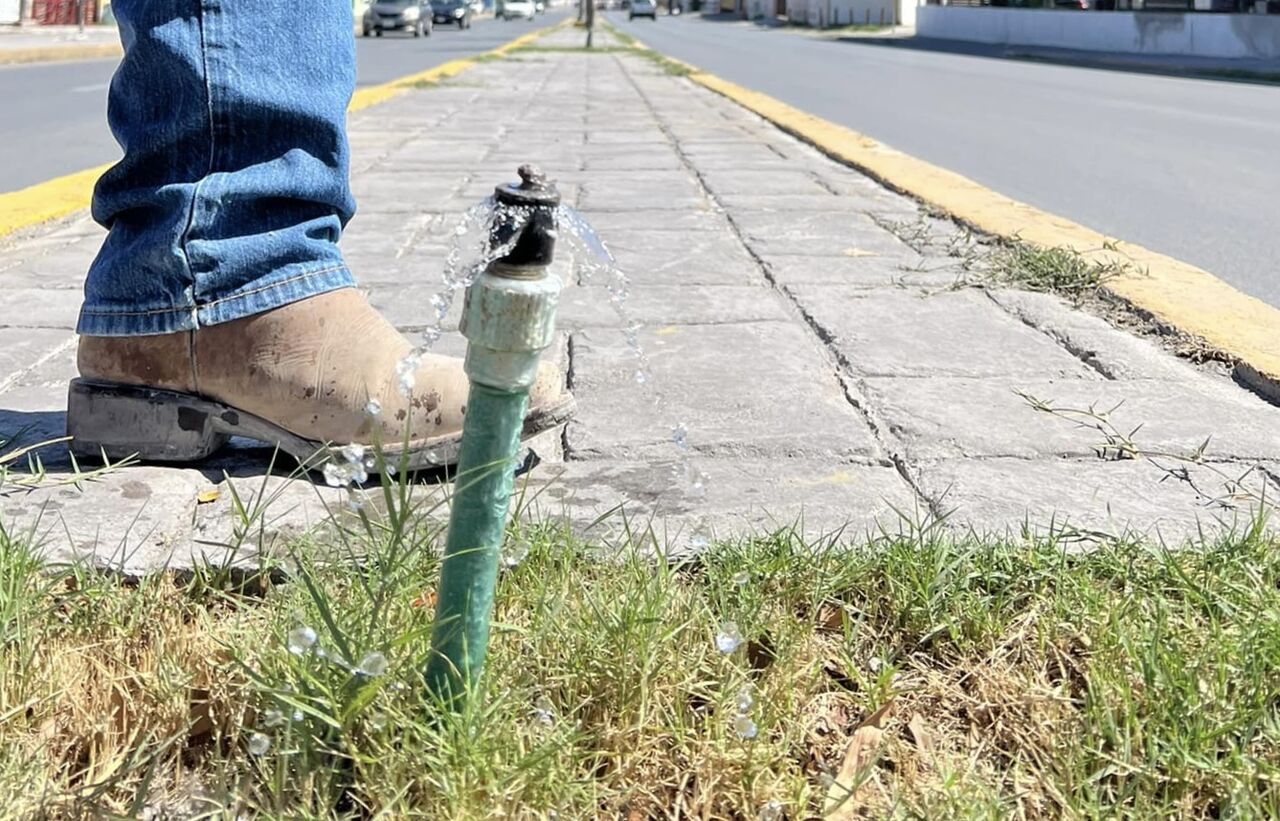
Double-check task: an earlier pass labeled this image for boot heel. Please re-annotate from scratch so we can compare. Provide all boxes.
[67,379,230,462]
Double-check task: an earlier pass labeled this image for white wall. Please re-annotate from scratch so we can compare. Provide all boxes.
[0,0,20,25]
[786,0,900,25]
[917,6,1280,59]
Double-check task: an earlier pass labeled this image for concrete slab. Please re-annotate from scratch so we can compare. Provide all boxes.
[760,253,959,288]
[557,284,791,329]
[565,321,879,461]
[699,169,833,197]
[790,287,1099,379]
[915,457,1271,545]
[868,376,1280,461]
[985,288,1212,382]
[600,229,762,286]
[578,175,710,211]
[520,457,921,553]
[0,329,75,387]
[732,211,915,257]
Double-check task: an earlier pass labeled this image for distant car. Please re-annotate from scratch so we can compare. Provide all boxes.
[629,0,656,16]
[363,0,433,36]
[433,0,473,26]
[502,0,536,18]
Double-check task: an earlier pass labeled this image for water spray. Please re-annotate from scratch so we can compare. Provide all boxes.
[424,166,562,708]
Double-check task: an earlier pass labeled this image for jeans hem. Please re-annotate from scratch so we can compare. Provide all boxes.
[77,263,358,336]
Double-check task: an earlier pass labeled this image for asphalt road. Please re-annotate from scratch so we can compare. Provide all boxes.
[611,14,1280,308]
[0,10,566,193]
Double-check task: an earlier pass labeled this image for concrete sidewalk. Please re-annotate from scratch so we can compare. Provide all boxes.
[1,26,1276,571]
[0,24,121,65]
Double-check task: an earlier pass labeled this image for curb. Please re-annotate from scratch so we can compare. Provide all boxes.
[0,17,569,243]
[0,42,122,65]
[676,70,1280,402]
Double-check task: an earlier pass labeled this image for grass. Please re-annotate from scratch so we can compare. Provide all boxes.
[988,242,1132,301]
[2,459,1279,818]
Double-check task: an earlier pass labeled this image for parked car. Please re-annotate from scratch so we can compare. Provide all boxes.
[501,0,537,18]
[363,0,433,36]
[433,0,473,26]
[629,0,657,16]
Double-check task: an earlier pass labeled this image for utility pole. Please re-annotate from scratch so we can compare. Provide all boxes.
[585,0,594,48]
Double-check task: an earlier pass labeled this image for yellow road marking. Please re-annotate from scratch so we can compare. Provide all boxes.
[0,43,122,66]
[0,18,568,241]
[684,70,1280,397]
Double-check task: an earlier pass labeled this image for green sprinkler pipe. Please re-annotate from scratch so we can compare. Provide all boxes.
[425,166,562,707]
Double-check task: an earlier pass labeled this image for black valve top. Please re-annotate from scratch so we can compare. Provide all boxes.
[491,165,560,268]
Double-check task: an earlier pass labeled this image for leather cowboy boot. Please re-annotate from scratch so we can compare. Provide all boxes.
[67,288,574,470]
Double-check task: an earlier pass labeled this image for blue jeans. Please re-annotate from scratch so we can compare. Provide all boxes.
[78,0,358,337]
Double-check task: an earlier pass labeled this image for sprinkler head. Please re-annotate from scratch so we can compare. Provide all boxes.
[491,165,561,269]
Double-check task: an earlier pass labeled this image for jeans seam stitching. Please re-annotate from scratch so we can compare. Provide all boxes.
[200,265,348,308]
[78,265,349,316]
[177,0,218,324]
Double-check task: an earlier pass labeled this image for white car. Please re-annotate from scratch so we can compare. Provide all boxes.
[502,0,536,18]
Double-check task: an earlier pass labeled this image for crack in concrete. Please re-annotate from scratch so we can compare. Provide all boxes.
[613,54,929,508]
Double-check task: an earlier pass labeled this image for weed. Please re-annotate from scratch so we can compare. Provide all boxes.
[989,242,1131,301]
[2,462,1278,817]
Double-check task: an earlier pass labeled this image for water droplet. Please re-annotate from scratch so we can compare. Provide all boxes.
[248,732,271,756]
[286,626,317,655]
[385,463,397,478]
[733,714,758,740]
[868,656,883,673]
[339,443,366,464]
[715,622,743,654]
[502,539,530,569]
[421,326,442,348]
[396,352,421,397]
[314,646,328,660]
[346,489,366,512]
[532,694,554,726]
[356,652,388,677]
[633,369,648,385]
[671,423,689,451]
[689,533,710,551]
[732,570,750,587]
[734,685,754,714]
[430,293,449,318]
[757,800,784,821]
[369,713,388,731]
[364,398,382,417]
[291,709,303,722]
[263,708,284,727]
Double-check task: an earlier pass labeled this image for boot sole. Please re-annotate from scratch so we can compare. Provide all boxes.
[66,378,576,473]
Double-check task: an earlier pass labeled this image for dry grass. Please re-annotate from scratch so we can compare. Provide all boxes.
[2,495,1279,818]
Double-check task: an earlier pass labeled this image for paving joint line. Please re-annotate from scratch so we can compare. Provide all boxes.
[612,51,923,498]
[977,286,1117,382]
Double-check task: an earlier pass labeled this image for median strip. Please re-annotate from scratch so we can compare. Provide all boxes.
[0,17,569,243]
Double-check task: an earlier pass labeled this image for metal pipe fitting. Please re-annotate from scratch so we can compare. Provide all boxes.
[424,166,562,708]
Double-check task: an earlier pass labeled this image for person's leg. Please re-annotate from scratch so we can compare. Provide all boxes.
[79,0,356,335]
[70,0,573,468]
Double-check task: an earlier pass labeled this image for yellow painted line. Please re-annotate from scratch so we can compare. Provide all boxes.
[0,18,568,241]
[0,163,112,239]
[677,69,1280,396]
[0,43,122,66]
